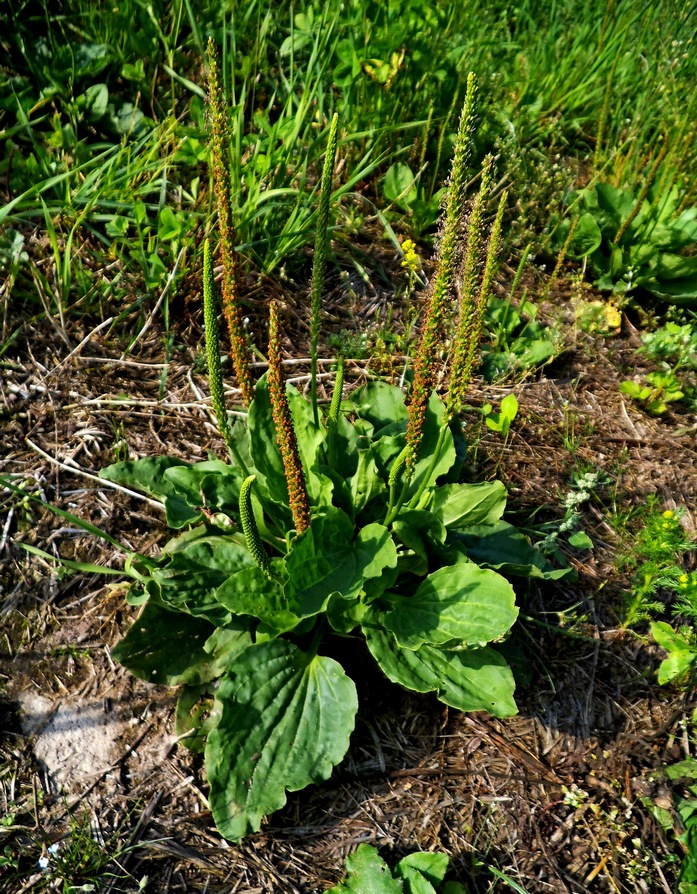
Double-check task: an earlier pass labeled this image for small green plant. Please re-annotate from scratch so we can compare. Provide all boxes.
[383,160,445,236]
[325,844,467,894]
[480,296,561,383]
[1,808,146,893]
[618,505,696,628]
[650,549,697,685]
[620,370,685,416]
[657,759,697,892]
[651,620,697,686]
[535,469,606,561]
[622,320,697,414]
[482,394,519,439]
[558,176,697,305]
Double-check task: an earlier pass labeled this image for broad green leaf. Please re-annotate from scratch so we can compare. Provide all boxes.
[164,460,237,506]
[287,383,331,504]
[567,530,593,549]
[319,465,355,519]
[657,651,697,685]
[199,471,244,518]
[665,761,697,782]
[642,274,697,304]
[454,522,574,580]
[431,481,507,529]
[247,373,292,508]
[371,433,407,478]
[394,865,437,894]
[100,456,186,499]
[349,445,386,515]
[80,82,109,121]
[381,564,518,649]
[326,844,404,894]
[569,212,602,258]
[111,603,251,685]
[331,414,360,477]
[175,684,219,753]
[362,561,399,601]
[595,182,634,227]
[441,415,468,484]
[656,252,697,282]
[217,564,302,634]
[410,393,456,495]
[384,162,417,208]
[151,533,256,625]
[326,594,369,634]
[206,640,357,840]
[392,510,446,571]
[285,509,397,616]
[364,626,517,717]
[351,381,408,429]
[651,621,692,652]
[99,456,200,528]
[395,853,449,887]
[510,335,557,369]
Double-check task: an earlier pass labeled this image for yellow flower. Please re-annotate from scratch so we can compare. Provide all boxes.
[662,509,675,518]
[400,239,420,272]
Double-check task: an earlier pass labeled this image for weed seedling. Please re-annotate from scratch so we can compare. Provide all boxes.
[617,504,696,628]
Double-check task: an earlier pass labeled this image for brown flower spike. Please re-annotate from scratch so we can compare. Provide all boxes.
[267,301,311,534]
[207,38,254,407]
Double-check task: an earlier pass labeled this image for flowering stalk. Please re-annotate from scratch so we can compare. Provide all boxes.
[268,301,311,535]
[325,355,344,470]
[613,136,669,246]
[446,163,502,420]
[207,37,254,407]
[326,355,344,430]
[310,113,339,426]
[408,186,508,513]
[202,239,249,475]
[404,72,477,474]
[239,475,277,581]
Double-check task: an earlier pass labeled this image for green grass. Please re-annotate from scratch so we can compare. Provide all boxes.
[2,0,695,323]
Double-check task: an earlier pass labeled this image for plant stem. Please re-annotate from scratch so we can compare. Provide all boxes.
[613,137,669,246]
[202,238,250,475]
[310,113,339,426]
[407,421,449,510]
[326,355,344,468]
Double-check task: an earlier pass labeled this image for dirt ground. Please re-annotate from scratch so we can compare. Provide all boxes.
[1,258,696,893]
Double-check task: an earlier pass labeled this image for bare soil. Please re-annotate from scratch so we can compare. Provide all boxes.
[1,258,696,893]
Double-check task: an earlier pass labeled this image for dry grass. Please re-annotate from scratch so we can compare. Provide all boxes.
[1,253,696,893]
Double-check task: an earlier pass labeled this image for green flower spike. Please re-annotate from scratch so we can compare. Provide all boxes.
[447,162,504,420]
[239,475,275,581]
[404,72,477,472]
[326,355,344,430]
[310,113,339,425]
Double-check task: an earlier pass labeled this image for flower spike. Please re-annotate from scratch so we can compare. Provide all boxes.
[405,72,478,471]
[267,301,311,535]
[239,476,276,580]
[207,37,254,407]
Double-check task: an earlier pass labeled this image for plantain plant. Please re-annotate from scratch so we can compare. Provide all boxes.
[12,66,569,842]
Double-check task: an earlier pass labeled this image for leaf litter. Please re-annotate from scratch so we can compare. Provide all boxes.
[1,253,697,892]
